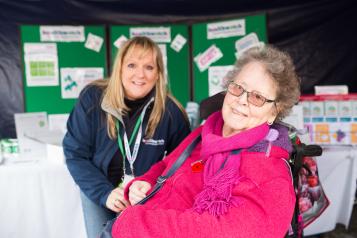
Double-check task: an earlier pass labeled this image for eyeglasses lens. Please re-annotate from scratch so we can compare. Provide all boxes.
[228,83,266,107]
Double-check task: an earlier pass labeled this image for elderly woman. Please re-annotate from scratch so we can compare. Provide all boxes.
[112,45,300,238]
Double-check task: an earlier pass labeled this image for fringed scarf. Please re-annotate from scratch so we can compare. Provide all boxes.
[192,111,270,217]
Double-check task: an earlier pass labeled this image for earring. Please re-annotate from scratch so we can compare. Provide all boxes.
[267,121,273,126]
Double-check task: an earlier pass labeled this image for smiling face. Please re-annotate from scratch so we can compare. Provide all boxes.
[121,46,159,100]
[222,62,278,137]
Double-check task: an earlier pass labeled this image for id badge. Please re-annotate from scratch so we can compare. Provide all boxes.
[122,174,135,187]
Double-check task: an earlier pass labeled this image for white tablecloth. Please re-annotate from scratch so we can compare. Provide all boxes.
[2,145,356,237]
[0,160,87,238]
[304,145,357,236]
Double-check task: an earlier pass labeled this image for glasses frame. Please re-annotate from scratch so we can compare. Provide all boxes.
[227,82,276,107]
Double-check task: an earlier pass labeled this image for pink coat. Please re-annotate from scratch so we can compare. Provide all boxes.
[112,112,295,238]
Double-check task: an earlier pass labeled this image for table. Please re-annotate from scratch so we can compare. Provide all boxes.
[1,145,356,237]
[0,159,87,238]
[304,145,357,236]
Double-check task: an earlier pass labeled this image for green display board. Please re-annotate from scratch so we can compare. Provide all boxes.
[110,25,190,107]
[192,14,267,103]
[20,25,107,114]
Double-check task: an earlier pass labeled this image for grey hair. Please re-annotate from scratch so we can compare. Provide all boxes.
[223,45,301,120]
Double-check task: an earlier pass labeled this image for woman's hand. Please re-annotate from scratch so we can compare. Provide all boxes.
[128,181,151,205]
[106,186,130,213]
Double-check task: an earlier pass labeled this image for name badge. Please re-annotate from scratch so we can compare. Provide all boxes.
[122,174,135,187]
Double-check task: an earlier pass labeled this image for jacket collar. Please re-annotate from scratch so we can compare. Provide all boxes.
[101,94,155,125]
[101,97,123,123]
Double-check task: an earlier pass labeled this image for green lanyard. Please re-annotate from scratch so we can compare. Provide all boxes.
[116,97,154,178]
[116,116,142,159]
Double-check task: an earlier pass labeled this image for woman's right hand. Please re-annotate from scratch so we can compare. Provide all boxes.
[128,181,151,205]
[106,186,130,213]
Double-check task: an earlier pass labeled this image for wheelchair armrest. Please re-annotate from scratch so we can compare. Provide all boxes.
[299,144,322,157]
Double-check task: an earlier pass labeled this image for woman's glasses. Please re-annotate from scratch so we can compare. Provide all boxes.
[227,82,276,107]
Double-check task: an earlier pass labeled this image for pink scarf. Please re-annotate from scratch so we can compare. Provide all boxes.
[193,111,269,217]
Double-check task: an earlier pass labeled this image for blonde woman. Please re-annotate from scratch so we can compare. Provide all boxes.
[63,36,190,238]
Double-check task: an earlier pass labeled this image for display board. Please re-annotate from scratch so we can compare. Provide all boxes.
[192,14,267,103]
[110,25,190,107]
[20,25,107,114]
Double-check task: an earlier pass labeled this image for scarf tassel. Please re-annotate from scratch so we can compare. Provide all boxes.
[193,167,241,217]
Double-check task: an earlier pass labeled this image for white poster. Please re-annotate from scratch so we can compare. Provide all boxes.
[24,43,59,87]
[194,45,223,72]
[208,65,234,96]
[314,85,348,95]
[61,67,104,99]
[235,32,264,58]
[48,114,70,134]
[14,112,48,159]
[85,33,104,52]
[40,26,85,42]
[130,27,171,43]
[207,19,246,39]
[113,35,128,49]
[170,34,187,52]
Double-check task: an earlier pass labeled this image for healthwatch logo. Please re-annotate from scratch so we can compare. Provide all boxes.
[207,19,246,40]
[142,138,165,146]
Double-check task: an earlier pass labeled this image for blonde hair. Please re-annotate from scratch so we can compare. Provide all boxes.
[93,36,168,139]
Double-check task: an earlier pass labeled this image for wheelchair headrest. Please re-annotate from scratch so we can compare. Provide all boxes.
[199,92,225,120]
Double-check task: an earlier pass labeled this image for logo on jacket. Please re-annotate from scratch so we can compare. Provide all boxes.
[142,138,165,146]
